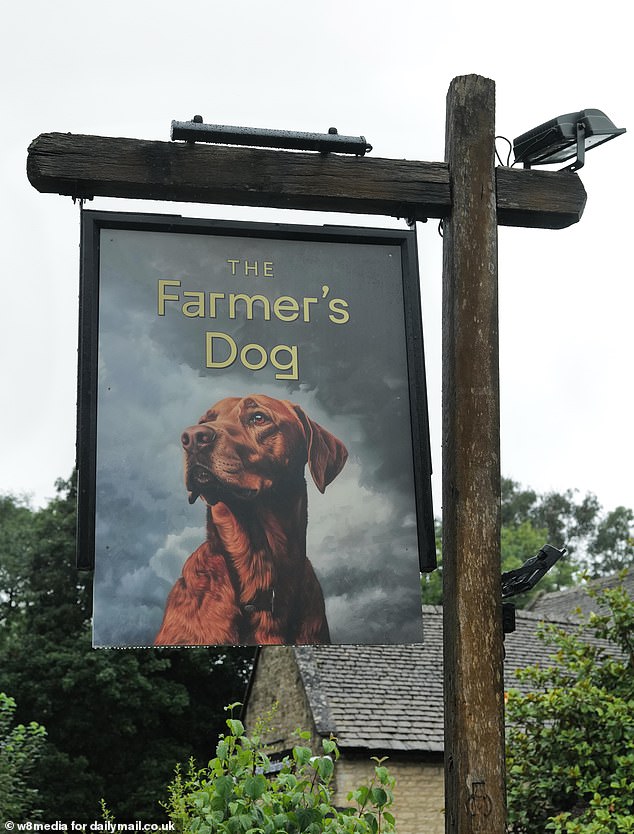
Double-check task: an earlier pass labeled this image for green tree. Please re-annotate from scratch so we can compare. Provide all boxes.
[505,576,634,833]
[586,506,634,576]
[502,478,633,577]
[0,476,255,822]
[423,518,561,607]
[501,478,602,548]
[0,495,38,639]
[422,480,633,606]
[0,692,46,823]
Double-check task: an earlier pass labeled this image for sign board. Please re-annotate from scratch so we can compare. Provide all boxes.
[78,211,435,646]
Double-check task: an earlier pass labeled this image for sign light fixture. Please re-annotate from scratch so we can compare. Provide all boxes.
[513,109,625,171]
[171,116,373,156]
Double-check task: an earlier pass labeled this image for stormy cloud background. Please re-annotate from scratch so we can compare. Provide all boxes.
[91,219,429,646]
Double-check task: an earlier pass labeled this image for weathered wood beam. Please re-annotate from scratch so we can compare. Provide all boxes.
[27,132,586,230]
[442,73,505,834]
[495,165,586,229]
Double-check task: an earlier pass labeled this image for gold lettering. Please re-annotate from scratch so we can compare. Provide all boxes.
[205,332,238,369]
[302,297,318,322]
[240,343,268,371]
[273,296,300,322]
[229,293,271,320]
[182,291,205,317]
[204,332,298,380]
[271,344,298,380]
[157,279,181,316]
[208,292,225,318]
[328,298,350,324]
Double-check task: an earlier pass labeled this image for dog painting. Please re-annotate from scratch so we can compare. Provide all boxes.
[154,395,348,646]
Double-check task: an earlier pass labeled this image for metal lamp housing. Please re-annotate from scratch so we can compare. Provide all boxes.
[513,108,626,169]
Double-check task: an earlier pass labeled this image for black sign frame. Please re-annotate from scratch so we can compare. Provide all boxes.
[78,210,435,645]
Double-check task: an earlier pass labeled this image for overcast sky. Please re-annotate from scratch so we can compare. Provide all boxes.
[2,0,632,529]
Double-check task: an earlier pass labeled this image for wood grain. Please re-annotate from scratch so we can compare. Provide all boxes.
[27,132,586,229]
[442,74,506,834]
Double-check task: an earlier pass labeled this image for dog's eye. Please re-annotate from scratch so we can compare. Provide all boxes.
[248,412,269,426]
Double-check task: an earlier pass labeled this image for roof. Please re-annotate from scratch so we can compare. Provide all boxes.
[277,604,617,754]
[528,570,634,620]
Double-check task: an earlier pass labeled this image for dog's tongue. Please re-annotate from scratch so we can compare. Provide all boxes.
[186,485,220,506]
[186,465,212,504]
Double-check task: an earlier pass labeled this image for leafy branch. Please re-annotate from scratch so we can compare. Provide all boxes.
[162,704,395,834]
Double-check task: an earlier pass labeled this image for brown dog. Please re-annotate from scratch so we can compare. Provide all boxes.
[154,395,347,646]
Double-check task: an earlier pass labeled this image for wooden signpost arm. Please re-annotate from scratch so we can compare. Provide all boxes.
[27,131,586,230]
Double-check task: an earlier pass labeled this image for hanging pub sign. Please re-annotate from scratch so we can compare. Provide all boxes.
[77,210,435,647]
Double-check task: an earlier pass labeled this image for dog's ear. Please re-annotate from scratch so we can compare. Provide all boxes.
[293,406,348,493]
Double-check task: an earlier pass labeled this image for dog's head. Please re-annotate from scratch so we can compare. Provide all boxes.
[181,395,348,506]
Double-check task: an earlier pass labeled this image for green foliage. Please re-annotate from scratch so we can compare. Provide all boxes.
[0,692,47,822]
[0,494,38,640]
[505,576,634,833]
[163,706,395,834]
[421,520,443,605]
[0,476,255,822]
[502,478,633,578]
[586,506,634,577]
[424,480,633,606]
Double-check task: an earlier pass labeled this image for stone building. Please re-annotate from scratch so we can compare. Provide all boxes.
[243,601,610,834]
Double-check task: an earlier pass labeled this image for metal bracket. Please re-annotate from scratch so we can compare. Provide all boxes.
[564,122,586,172]
[501,544,566,637]
[502,602,516,635]
[501,544,566,599]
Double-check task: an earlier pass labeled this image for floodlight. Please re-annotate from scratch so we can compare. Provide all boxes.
[513,109,625,171]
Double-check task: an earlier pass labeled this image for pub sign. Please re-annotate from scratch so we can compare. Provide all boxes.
[77,211,435,647]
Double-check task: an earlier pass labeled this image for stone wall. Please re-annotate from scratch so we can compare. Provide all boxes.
[245,647,445,834]
[334,757,445,834]
[243,645,321,752]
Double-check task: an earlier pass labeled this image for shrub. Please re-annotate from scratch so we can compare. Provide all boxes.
[505,576,634,833]
[163,704,395,834]
[0,692,47,822]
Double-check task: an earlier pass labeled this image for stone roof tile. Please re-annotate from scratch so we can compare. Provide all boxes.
[291,604,618,753]
[528,570,634,620]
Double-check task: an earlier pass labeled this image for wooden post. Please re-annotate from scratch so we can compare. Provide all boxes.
[442,75,505,833]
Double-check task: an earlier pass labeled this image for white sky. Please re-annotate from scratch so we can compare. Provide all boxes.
[1,0,632,519]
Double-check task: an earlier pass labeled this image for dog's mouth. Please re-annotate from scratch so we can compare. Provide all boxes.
[186,464,259,505]
[186,464,217,505]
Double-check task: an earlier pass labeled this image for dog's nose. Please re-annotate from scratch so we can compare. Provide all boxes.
[181,425,216,450]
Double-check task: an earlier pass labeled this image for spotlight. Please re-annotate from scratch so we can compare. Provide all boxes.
[513,109,625,171]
